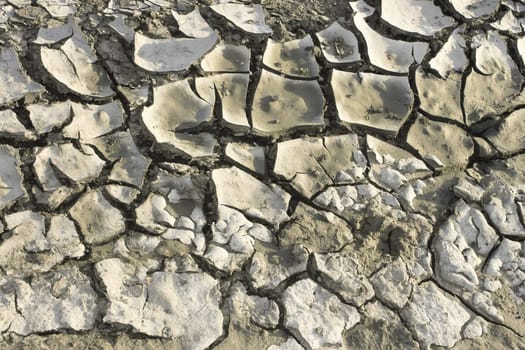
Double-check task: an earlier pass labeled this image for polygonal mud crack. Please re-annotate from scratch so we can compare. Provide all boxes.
[1,1,525,349]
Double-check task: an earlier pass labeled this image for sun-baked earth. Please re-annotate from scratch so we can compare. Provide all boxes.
[1,0,525,349]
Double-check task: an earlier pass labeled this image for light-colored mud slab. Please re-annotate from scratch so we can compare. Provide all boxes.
[464,31,525,125]
[407,115,474,168]
[172,8,215,38]
[159,132,219,159]
[415,67,463,123]
[33,142,105,192]
[210,3,272,34]
[2,1,525,348]
[251,70,324,135]
[26,101,71,134]
[210,281,287,350]
[313,251,374,306]
[351,2,428,73]
[104,0,160,14]
[136,193,176,233]
[429,25,468,78]
[0,145,26,208]
[0,266,98,335]
[249,244,309,290]
[201,43,251,72]
[0,109,35,140]
[108,14,135,43]
[370,259,412,309]
[401,281,479,348]
[225,142,266,175]
[0,3,15,29]
[206,204,274,272]
[316,21,361,64]
[484,108,525,155]
[135,170,206,254]
[491,9,525,33]
[64,101,125,140]
[87,131,151,187]
[282,279,361,349]
[0,47,45,105]
[69,188,126,244]
[37,0,76,18]
[501,0,525,12]
[118,85,149,110]
[142,80,212,132]
[0,211,84,276]
[228,283,279,328]
[479,154,525,189]
[518,35,525,62]
[213,73,250,130]
[34,23,73,44]
[482,176,525,238]
[262,35,319,78]
[142,79,218,158]
[430,173,525,335]
[366,135,431,191]
[409,172,461,221]
[380,0,455,36]
[212,166,290,225]
[39,21,114,98]
[96,259,223,348]
[332,70,413,135]
[274,134,366,198]
[134,31,218,72]
[449,0,500,18]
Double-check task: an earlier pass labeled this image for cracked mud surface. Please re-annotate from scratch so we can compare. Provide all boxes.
[1,0,525,349]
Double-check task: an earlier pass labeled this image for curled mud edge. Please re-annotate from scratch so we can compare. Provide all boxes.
[1,0,525,349]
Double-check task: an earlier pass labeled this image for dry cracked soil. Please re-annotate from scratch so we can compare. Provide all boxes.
[1,0,525,349]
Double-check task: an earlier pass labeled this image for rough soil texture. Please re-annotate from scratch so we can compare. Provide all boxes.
[1,0,525,349]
